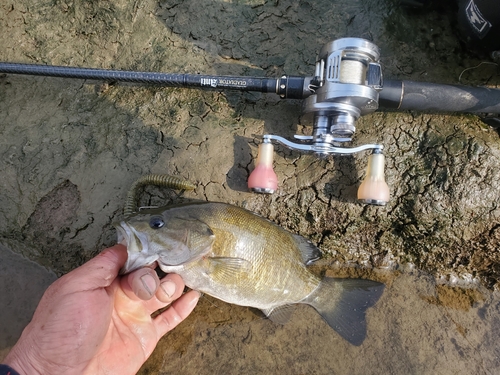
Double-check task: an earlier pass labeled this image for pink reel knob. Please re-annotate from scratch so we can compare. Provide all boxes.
[248,142,278,194]
[357,152,390,205]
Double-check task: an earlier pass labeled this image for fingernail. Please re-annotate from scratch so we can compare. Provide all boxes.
[189,291,201,307]
[140,274,157,298]
[160,280,176,298]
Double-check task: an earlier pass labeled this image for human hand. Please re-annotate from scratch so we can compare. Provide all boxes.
[3,244,199,375]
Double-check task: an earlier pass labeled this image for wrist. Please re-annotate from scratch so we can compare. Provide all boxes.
[3,347,42,375]
[0,364,21,375]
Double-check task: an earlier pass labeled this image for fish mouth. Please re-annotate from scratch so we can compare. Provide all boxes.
[115,222,159,274]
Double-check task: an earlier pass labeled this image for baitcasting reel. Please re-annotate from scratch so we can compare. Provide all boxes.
[248,38,389,205]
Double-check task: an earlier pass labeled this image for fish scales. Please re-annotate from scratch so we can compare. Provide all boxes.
[178,203,321,308]
[117,201,384,346]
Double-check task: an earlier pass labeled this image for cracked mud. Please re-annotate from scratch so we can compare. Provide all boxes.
[1,0,500,373]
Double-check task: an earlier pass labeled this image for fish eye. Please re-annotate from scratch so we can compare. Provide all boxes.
[149,216,165,229]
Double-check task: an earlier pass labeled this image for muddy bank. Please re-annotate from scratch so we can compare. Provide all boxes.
[140,268,500,375]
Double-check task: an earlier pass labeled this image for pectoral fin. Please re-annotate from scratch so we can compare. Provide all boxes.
[206,257,253,282]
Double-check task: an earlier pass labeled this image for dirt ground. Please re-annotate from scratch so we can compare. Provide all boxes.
[1,0,500,373]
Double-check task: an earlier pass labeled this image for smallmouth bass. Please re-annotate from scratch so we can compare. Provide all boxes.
[116,202,384,346]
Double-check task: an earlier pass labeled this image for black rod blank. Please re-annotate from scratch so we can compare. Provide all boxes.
[0,62,278,93]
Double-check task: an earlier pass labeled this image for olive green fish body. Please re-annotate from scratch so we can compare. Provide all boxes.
[117,202,384,346]
[159,203,321,309]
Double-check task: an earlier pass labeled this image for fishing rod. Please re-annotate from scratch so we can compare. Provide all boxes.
[1,37,499,205]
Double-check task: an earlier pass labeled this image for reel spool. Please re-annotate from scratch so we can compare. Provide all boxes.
[304,37,382,145]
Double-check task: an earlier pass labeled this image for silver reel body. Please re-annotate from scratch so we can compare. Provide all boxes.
[267,37,384,156]
[252,38,389,204]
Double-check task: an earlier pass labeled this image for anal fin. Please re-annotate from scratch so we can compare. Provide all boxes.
[262,305,296,325]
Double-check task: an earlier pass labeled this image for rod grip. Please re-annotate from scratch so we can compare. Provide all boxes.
[380,79,500,114]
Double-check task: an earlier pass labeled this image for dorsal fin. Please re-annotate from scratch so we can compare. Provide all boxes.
[293,234,321,265]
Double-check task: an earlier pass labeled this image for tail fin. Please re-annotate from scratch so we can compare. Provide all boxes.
[304,278,384,346]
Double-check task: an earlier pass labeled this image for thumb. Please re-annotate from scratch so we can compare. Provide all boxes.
[61,244,128,291]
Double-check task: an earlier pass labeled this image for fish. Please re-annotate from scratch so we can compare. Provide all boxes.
[116,201,384,346]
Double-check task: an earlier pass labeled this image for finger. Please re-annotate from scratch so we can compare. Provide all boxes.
[59,244,128,292]
[155,274,185,304]
[121,272,186,314]
[153,290,200,338]
[124,267,160,301]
